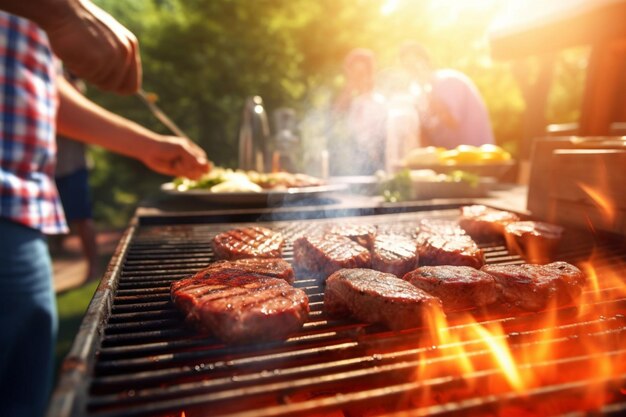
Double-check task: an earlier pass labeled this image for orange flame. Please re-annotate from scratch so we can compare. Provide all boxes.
[577,182,617,225]
[579,260,602,307]
[408,246,626,414]
[429,309,475,378]
[472,321,525,393]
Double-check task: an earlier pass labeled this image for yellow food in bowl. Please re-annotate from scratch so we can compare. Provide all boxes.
[438,146,482,165]
[403,146,445,166]
[438,144,511,165]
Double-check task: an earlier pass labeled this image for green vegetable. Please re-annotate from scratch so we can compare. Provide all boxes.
[447,170,480,187]
[380,168,413,202]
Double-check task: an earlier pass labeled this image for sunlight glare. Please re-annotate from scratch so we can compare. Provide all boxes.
[380,0,399,16]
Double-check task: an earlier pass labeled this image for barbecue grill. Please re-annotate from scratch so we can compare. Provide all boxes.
[48,205,626,417]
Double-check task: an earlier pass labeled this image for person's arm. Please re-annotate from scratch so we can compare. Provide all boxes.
[56,76,211,179]
[0,0,141,94]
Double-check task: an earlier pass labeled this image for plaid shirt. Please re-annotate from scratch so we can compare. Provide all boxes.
[0,12,67,234]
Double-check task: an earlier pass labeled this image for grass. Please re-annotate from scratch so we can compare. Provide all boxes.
[54,281,100,375]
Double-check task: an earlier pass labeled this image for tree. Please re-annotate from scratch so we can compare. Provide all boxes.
[85,0,585,227]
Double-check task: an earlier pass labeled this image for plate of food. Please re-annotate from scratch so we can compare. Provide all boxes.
[161,167,347,205]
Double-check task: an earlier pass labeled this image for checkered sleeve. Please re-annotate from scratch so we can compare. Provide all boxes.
[0,11,68,234]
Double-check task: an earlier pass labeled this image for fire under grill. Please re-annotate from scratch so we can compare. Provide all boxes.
[49,208,626,417]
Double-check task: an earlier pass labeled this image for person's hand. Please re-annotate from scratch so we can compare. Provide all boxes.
[141,135,212,180]
[41,0,141,94]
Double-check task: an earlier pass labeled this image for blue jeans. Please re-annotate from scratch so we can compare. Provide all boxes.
[0,218,57,417]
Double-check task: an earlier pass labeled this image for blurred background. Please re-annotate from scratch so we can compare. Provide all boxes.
[85,0,588,228]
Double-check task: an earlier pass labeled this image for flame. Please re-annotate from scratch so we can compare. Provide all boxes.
[472,321,525,393]
[577,182,617,226]
[579,247,626,312]
[405,246,626,414]
[579,260,602,307]
[429,309,475,378]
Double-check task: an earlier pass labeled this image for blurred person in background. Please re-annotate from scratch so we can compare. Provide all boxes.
[0,1,210,416]
[377,65,422,172]
[332,48,387,175]
[54,73,99,282]
[398,41,494,149]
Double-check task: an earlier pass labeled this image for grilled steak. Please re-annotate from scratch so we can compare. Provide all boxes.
[371,234,419,277]
[171,268,309,344]
[417,218,467,237]
[203,258,294,284]
[459,205,520,241]
[212,226,284,260]
[324,268,442,330]
[417,232,485,269]
[329,223,377,249]
[481,262,586,312]
[293,234,371,278]
[504,221,564,264]
[403,266,497,311]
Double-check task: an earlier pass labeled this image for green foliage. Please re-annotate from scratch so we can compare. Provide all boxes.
[84,0,586,228]
[547,47,589,124]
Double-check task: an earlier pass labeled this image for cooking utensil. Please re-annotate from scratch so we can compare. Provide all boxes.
[136,88,189,139]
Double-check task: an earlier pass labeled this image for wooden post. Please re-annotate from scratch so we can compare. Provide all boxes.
[579,39,626,135]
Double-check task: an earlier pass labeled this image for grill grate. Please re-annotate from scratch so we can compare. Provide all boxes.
[50,209,626,417]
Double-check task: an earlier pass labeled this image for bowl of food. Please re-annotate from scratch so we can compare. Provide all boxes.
[378,168,493,202]
[399,144,515,179]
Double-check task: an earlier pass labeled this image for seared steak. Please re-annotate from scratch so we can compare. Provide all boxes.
[403,266,497,311]
[329,223,377,249]
[417,218,467,237]
[203,258,294,284]
[504,221,564,264]
[481,262,586,312]
[171,268,309,344]
[324,268,442,330]
[417,232,485,269]
[371,234,419,277]
[459,205,520,241]
[212,226,284,260]
[293,234,371,278]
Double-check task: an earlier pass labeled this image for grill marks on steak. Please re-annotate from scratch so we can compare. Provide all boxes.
[293,234,371,277]
[204,258,295,284]
[417,233,485,269]
[171,268,309,344]
[403,266,498,312]
[481,262,586,312]
[417,219,468,237]
[324,268,442,330]
[212,226,284,260]
[459,205,520,241]
[329,224,377,249]
[296,220,484,277]
[371,234,419,277]
[414,218,485,268]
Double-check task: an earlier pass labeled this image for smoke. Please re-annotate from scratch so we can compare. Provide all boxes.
[296,67,424,178]
[297,87,334,178]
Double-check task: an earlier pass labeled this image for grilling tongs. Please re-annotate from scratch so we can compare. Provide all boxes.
[136,88,189,139]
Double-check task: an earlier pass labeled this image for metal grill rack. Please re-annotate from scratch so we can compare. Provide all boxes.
[49,209,626,417]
